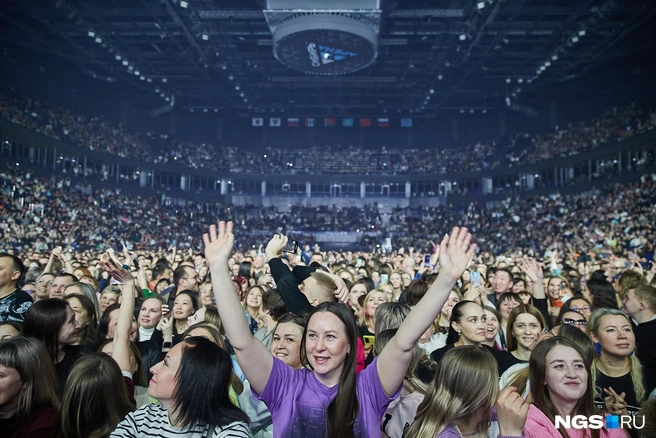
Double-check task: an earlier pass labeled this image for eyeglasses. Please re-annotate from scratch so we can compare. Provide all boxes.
[563,318,587,327]
[570,306,590,313]
[37,279,53,285]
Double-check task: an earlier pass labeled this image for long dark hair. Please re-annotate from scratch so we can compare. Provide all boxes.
[300,302,359,438]
[65,294,98,346]
[529,337,602,438]
[586,279,618,310]
[172,336,248,428]
[22,299,70,362]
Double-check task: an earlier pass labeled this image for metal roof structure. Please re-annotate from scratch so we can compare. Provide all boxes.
[1,0,655,118]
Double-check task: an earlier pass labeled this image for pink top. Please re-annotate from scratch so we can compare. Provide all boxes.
[523,405,628,438]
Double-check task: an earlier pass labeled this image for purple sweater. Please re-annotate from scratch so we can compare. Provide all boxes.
[254,356,399,438]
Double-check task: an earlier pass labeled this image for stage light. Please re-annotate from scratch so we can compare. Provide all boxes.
[88,31,95,37]
[579,30,586,36]
[429,88,434,94]
[115,55,121,61]
[505,78,511,83]
[201,34,208,41]
[122,60,128,66]
[459,34,467,41]
[162,78,167,83]
[95,37,102,43]
[438,74,443,80]
[552,54,558,61]
[180,1,188,8]
[477,2,485,9]
[571,36,579,43]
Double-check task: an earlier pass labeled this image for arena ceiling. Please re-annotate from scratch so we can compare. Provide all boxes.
[1,0,655,118]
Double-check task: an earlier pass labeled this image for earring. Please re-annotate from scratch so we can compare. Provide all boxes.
[595,342,601,356]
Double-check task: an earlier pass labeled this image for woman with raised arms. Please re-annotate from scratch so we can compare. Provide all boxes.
[204,221,475,438]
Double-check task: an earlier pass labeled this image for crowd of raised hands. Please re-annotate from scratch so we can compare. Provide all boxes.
[1,189,656,437]
[2,88,655,175]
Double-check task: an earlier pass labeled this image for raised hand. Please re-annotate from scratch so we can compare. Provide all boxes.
[99,252,134,284]
[202,221,234,269]
[265,233,288,260]
[519,257,543,283]
[437,227,476,281]
[496,386,530,437]
[327,273,349,304]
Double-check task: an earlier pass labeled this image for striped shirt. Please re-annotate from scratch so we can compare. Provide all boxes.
[111,403,251,438]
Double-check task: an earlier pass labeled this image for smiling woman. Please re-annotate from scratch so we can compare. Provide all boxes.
[205,221,476,437]
[525,337,627,438]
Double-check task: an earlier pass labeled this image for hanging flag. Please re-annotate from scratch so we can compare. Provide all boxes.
[287,118,299,127]
[342,118,354,127]
[252,117,264,127]
[305,118,315,127]
[377,118,389,127]
[359,118,371,127]
[324,117,336,127]
[400,118,413,127]
[270,118,281,127]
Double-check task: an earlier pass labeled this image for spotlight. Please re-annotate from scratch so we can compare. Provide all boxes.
[579,30,586,36]
[460,109,464,113]
[482,109,487,113]
[214,109,218,113]
[477,2,485,9]
[135,71,140,76]
[88,31,95,37]
[470,109,474,113]
[518,78,523,83]
[222,65,227,70]
[204,108,208,112]
[505,78,511,83]
[180,1,188,8]
[115,55,121,61]
[122,60,129,66]
[552,54,558,61]
[438,74,443,80]
[429,88,434,94]
[228,75,234,80]
[459,34,467,41]
[235,85,240,90]
[571,36,579,43]
[162,78,167,83]
[95,37,102,43]
[201,34,209,41]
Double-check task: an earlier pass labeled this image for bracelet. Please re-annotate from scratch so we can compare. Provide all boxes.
[163,341,172,348]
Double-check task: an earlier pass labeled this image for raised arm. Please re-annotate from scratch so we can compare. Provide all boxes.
[203,221,273,395]
[519,257,545,300]
[377,227,476,397]
[98,253,134,374]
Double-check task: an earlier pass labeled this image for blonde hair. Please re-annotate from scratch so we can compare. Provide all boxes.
[405,346,498,438]
[305,271,337,304]
[361,289,391,330]
[588,308,646,402]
